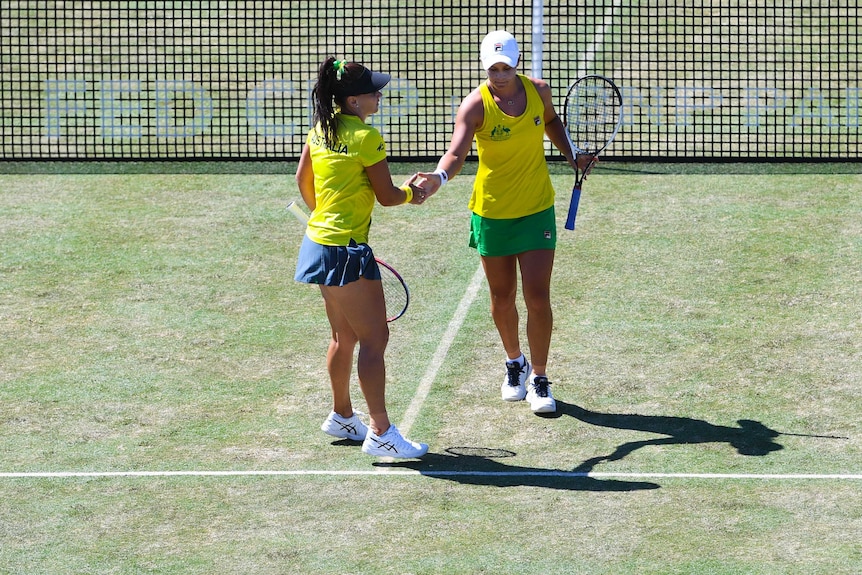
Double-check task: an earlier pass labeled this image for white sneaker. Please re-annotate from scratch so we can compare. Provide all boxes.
[362,425,429,458]
[320,411,368,441]
[526,375,557,414]
[501,358,530,401]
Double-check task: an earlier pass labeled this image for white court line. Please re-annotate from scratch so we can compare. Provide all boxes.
[576,0,623,78]
[1,470,860,480]
[397,263,486,437]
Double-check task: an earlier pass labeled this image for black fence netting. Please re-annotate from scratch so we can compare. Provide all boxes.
[1,1,859,161]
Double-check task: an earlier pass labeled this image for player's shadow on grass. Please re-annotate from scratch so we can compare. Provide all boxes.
[376,446,660,492]
[378,402,797,491]
[550,401,784,474]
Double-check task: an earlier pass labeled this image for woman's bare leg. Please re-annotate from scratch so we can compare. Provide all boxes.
[320,278,391,435]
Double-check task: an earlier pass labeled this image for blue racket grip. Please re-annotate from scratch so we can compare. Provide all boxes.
[564,187,581,230]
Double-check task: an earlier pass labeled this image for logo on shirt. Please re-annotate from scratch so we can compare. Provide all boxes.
[490,124,511,141]
[534,116,542,126]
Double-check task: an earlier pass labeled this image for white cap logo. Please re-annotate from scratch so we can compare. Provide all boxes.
[481,30,520,70]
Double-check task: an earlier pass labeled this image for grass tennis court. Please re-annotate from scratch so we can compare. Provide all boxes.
[1,164,860,574]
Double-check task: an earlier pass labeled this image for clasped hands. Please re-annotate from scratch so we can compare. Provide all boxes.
[401,153,596,206]
[400,170,443,206]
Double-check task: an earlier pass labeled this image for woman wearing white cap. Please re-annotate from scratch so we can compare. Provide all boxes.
[417,31,591,414]
[295,57,428,458]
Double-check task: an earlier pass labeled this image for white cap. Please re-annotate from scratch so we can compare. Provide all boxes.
[480,30,520,70]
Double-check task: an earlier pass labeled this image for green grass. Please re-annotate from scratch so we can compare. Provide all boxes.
[1,166,860,574]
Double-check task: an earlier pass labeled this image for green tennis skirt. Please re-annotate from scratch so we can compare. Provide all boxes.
[469,206,557,257]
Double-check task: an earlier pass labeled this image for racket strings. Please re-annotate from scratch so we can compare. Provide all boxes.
[566,83,621,154]
[378,265,409,322]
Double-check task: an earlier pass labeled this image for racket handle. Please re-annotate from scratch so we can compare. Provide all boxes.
[564,188,581,231]
[286,201,309,223]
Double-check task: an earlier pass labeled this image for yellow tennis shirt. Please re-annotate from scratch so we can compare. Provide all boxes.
[470,75,556,219]
[305,113,387,246]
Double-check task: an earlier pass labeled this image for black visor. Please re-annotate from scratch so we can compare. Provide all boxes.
[337,67,391,97]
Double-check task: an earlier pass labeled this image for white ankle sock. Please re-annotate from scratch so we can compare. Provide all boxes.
[506,354,526,367]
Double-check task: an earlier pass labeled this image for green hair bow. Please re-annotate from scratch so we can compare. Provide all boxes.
[333,59,347,80]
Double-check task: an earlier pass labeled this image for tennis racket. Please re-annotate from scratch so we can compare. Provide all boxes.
[563,75,623,231]
[286,201,409,322]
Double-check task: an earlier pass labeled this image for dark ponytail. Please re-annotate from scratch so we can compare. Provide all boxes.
[311,57,369,149]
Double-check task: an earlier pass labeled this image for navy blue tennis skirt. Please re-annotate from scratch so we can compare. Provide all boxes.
[294,235,381,286]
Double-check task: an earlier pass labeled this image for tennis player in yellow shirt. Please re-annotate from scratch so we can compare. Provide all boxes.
[417,31,593,414]
[295,57,428,457]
